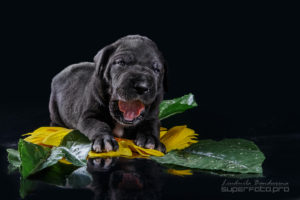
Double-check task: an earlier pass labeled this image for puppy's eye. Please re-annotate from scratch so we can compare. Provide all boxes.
[115,59,126,66]
[152,62,160,73]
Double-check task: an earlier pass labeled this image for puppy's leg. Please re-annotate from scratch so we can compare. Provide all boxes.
[78,117,119,153]
[135,120,166,153]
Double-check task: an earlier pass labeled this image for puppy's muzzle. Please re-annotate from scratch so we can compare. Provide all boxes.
[110,70,156,124]
[115,71,156,103]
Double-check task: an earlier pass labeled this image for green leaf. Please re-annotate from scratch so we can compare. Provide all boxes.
[7,148,21,173]
[18,139,53,178]
[151,139,265,174]
[58,130,91,165]
[18,130,91,178]
[159,93,197,120]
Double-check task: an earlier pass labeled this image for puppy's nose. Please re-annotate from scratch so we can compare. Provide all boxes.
[133,82,150,95]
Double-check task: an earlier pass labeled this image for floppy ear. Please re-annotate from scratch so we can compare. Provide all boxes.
[94,45,115,81]
[163,60,168,92]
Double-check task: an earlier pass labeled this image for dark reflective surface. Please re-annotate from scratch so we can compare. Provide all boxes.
[1,102,300,200]
[1,2,299,199]
[87,158,164,200]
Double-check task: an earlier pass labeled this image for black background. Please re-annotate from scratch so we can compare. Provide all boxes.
[1,2,299,139]
[0,2,299,200]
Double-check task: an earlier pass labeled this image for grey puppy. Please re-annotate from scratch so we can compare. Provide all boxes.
[49,35,167,153]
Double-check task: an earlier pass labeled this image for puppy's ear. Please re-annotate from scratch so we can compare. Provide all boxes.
[94,45,115,81]
[163,60,168,92]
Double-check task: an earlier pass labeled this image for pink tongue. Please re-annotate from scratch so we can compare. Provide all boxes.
[118,100,145,121]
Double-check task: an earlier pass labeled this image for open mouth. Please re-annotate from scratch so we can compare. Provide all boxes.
[118,100,145,121]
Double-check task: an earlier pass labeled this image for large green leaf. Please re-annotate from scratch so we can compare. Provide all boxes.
[159,93,197,120]
[18,139,53,178]
[17,130,91,178]
[151,139,265,174]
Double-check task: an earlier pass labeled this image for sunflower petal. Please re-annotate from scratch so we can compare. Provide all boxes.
[117,138,165,157]
[160,130,168,138]
[160,125,198,152]
[24,127,72,146]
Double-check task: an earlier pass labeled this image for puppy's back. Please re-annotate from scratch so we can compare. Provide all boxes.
[49,62,95,128]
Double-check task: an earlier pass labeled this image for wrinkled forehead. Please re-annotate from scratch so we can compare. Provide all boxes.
[113,38,162,62]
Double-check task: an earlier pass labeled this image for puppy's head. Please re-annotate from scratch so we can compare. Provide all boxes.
[94,35,167,126]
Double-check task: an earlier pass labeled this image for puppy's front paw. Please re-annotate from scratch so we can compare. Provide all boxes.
[92,134,119,153]
[135,134,156,149]
[136,134,163,150]
[135,134,167,153]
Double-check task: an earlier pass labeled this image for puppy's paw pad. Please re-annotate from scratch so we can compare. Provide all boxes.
[103,141,113,152]
[92,135,119,152]
[135,135,156,149]
[135,135,146,147]
[93,144,102,153]
[145,143,155,149]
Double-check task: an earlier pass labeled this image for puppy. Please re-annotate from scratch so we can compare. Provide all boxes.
[49,35,167,153]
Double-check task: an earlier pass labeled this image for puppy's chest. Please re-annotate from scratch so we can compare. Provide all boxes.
[112,123,138,140]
